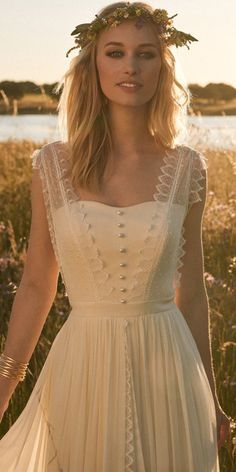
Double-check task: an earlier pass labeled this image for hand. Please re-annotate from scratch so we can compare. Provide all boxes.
[215,405,232,450]
[0,375,20,423]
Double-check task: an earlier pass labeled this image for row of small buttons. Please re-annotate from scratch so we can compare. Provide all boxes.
[117,210,127,303]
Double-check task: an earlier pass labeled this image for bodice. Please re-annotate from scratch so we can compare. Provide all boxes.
[31,141,207,309]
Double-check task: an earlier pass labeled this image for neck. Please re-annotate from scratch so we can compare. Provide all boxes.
[107,103,160,158]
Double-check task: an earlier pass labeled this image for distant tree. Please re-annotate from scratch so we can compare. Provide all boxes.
[0,81,42,101]
[189,82,236,101]
[188,84,205,99]
[18,81,42,95]
[42,82,61,100]
[0,81,24,101]
[205,83,236,101]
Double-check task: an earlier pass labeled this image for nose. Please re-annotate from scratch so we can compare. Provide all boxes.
[123,54,140,75]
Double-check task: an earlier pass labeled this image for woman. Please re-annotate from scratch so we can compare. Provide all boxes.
[0,2,232,470]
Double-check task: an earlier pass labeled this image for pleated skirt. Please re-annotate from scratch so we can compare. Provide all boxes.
[0,301,220,471]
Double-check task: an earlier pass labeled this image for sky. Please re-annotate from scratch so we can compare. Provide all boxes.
[1,0,235,88]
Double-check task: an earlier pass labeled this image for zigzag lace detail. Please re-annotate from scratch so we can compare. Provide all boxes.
[173,225,186,290]
[129,148,181,300]
[74,202,115,299]
[31,149,62,277]
[128,212,165,301]
[124,320,135,471]
[188,151,208,212]
[153,150,179,202]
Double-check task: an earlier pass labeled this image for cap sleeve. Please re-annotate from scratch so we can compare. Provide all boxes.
[30,145,61,270]
[31,148,42,170]
[187,150,208,213]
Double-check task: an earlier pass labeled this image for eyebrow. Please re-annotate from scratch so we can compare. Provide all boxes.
[104,41,157,48]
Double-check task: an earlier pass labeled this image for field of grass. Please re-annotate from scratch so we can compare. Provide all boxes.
[0,139,235,469]
[191,98,236,116]
[0,93,58,115]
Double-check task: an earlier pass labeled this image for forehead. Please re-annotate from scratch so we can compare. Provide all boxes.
[97,18,158,47]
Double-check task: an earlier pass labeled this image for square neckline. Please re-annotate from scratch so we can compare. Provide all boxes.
[57,142,182,210]
[78,199,162,210]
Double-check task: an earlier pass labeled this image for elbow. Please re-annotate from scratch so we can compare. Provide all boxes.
[175,285,209,315]
[176,294,209,326]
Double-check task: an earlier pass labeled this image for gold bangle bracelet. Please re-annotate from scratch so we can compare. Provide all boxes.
[0,353,29,382]
[0,369,26,381]
[0,353,29,368]
[0,359,28,371]
[0,363,27,373]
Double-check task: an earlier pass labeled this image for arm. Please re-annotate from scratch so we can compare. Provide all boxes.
[174,167,220,407]
[0,167,59,398]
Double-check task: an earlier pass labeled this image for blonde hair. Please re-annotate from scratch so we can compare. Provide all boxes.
[55,1,191,193]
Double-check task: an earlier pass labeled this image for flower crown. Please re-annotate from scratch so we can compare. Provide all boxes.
[66,2,198,57]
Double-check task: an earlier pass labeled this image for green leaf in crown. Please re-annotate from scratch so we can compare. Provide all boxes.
[71,24,91,36]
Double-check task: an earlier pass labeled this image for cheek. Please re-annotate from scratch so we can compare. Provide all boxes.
[142,63,162,96]
[97,57,119,84]
[146,61,162,80]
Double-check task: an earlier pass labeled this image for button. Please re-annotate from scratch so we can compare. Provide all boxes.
[117,222,124,227]
[120,299,127,303]
[118,233,125,237]
[119,247,126,253]
[119,275,126,279]
[119,262,127,267]
[120,287,126,292]
[124,319,129,327]
[117,210,124,215]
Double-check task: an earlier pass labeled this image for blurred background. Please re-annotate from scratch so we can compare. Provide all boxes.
[0,2,235,469]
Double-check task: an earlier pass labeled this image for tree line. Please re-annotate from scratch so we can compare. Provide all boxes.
[1,80,236,102]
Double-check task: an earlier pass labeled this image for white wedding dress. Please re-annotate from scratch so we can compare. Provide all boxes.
[0,141,219,471]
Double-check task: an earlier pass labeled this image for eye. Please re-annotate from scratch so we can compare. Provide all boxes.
[106,50,155,59]
[106,50,123,58]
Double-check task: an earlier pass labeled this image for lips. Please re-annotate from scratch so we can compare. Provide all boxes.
[117,81,142,86]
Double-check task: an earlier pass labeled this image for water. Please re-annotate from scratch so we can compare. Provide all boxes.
[0,114,236,150]
[0,115,59,144]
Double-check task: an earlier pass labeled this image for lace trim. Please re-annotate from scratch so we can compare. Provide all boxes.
[54,142,186,301]
[188,151,208,211]
[153,150,179,202]
[130,148,184,300]
[31,148,67,292]
[128,212,165,300]
[56,140,118,299]
[173,225,186,290]
[31,149,41,170]
[129,149,182,300]
[55,144,80,205]
[76,203,115,299]
[58,145,184,302]
[173,150,208,288]
[123,320,135,471]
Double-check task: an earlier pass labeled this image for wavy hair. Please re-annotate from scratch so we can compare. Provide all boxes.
[55,1,191,193]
